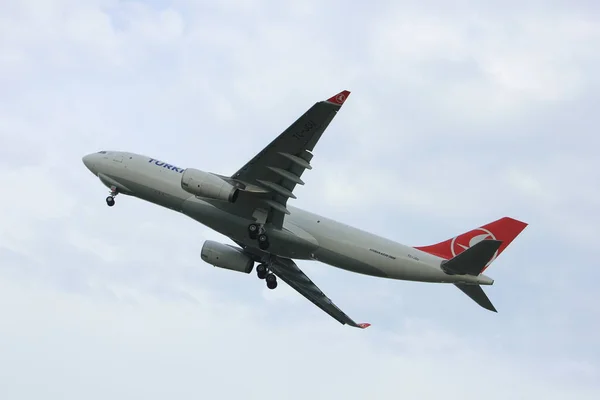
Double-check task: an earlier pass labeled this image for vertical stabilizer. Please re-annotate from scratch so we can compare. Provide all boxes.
[414,217,528,271]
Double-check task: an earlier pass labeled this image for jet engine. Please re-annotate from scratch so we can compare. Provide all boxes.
[200,240,254,274]
[181,168,239,203]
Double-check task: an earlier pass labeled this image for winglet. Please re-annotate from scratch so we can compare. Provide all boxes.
[325,90,351,105]
[357,323,371,329]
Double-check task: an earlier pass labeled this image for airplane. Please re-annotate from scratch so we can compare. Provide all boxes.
[82,90,528,329]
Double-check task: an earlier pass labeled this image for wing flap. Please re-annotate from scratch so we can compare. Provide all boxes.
[256,179,297,199]
[269,257,369,329]
[263,199,290,215]
[278,152,313,170]
[266,166,305,185]
[231,90,350,229]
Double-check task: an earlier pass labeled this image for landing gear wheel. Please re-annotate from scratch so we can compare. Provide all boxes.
[256,264,267,279]
[266,273,277,289]
[258,233,269,250]
[248,223,259,240]
[106,196,115,207]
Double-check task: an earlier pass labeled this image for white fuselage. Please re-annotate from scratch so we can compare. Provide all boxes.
[83,151,493,286]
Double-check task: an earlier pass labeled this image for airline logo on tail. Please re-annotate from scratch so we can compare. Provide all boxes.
[451,228,499,267]
[414,217,528,271]
[326,90,351,105]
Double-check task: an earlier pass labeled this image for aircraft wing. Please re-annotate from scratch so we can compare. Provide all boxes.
[269,257,370,329]
[231,90,350,229]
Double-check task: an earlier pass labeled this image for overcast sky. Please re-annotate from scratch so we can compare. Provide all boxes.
[1,0,599,399]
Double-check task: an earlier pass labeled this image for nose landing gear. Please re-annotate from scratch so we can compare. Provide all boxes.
[106,186,118,207]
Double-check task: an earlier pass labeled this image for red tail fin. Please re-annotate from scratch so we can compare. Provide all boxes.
[414,217,528,271]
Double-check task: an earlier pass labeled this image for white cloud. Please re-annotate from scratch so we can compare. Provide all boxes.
[0,0,599,398]
[369,5,600,121]
[0,278,598,400]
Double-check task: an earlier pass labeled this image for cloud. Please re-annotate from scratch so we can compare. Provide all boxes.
[0,0,599,398]
[0,277,598,400]
[368,2,600,121]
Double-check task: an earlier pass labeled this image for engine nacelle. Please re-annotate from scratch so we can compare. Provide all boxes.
[200,240,254,274]
[181,168,239,203]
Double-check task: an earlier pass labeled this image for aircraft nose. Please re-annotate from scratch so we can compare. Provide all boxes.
[82,154,96,174]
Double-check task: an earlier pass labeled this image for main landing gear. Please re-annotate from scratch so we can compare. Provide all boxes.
[248,223,270,250]
[256,263,277,289]
[249,219,276,288]
[106,186,118,207]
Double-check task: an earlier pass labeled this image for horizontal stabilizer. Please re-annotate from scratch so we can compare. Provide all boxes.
[455,284,497,312]
[442,239,502,276]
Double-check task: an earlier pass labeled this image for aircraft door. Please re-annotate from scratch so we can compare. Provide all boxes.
[112,154,123,163]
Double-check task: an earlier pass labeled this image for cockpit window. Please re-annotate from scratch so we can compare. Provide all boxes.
[98,151,107,154]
